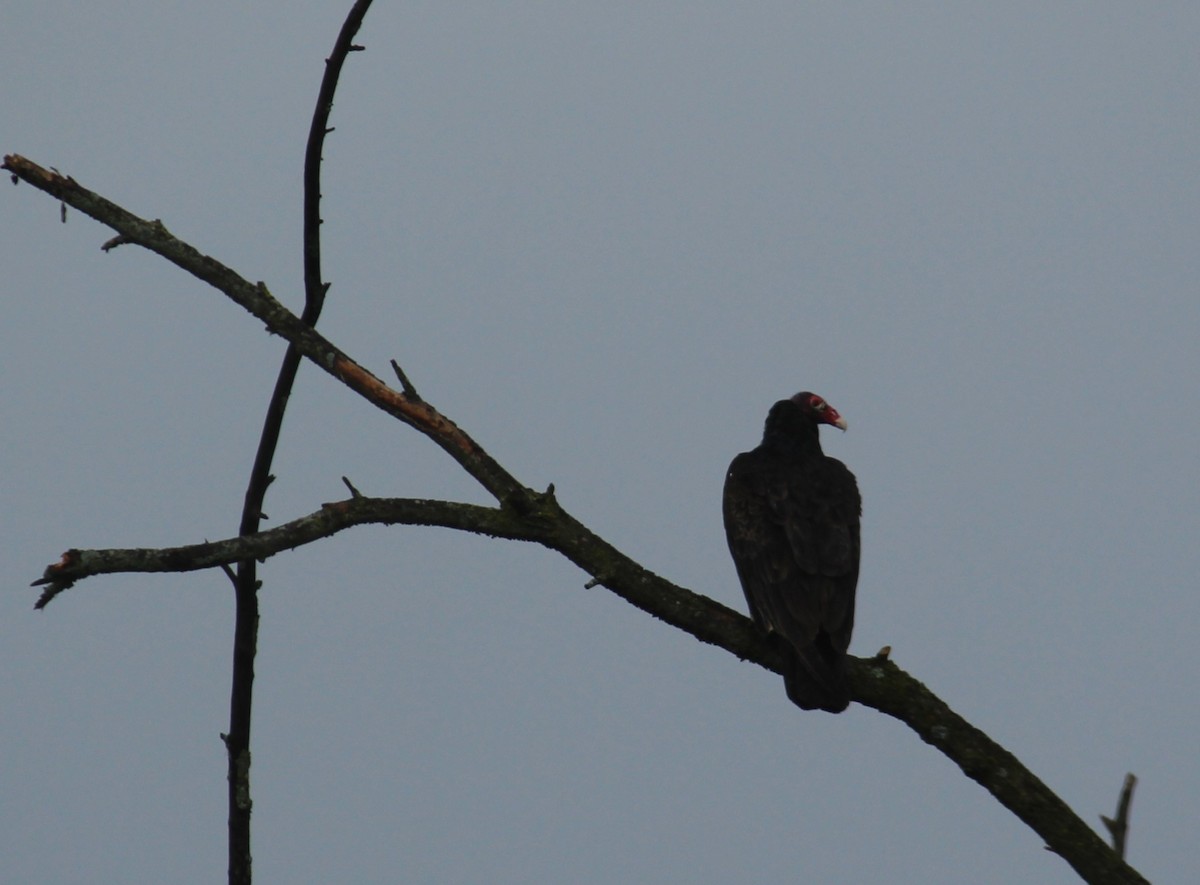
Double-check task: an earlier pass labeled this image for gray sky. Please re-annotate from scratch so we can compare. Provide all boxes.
[4,3,1197,883]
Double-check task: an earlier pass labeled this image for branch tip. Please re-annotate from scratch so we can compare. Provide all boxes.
[34,586,66,610]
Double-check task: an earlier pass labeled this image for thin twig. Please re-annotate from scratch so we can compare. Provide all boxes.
[1100,773,1137,860]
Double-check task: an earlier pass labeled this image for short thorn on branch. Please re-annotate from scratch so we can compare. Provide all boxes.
[390,360,421,401]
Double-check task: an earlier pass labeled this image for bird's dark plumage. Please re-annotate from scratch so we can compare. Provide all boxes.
[723,392,861,712]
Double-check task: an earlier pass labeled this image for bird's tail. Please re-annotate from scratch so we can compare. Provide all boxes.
[781,636,850,713]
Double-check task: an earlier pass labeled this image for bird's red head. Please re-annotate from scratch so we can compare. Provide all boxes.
[791,392,848,431]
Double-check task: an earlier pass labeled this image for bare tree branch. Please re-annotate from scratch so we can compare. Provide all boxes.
[31,498,525,601]
[22,484,1150,885]
[225,3,376,881]
[3,61,1149,885]
[4,152,526,509]
[854,666,1148,885]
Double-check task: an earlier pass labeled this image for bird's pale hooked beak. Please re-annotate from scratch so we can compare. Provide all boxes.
[821,405,848,432]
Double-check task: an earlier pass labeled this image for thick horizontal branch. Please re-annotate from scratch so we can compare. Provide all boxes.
[3,154,524,507]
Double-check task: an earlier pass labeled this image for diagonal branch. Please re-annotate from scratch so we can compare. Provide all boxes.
[5,153,1148,884]
[3,153,525,508]
[853,661,1148,885]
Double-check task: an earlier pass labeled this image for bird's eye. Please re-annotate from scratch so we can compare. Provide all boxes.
[811,397,826,411]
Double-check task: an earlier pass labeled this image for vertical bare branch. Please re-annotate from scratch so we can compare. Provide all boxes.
[224,3,375,883]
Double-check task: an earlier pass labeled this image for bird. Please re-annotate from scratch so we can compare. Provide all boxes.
[722,392,861,712]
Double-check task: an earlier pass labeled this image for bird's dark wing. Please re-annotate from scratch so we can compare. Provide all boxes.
[724,448,860,711]
[723,451,861,653]
[779,456,860,653]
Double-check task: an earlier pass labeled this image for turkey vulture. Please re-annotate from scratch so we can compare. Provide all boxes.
[722,392,861,712]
